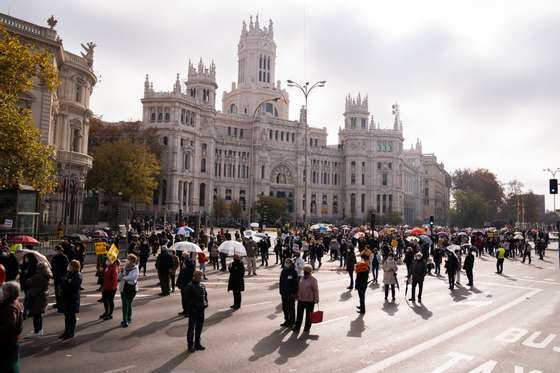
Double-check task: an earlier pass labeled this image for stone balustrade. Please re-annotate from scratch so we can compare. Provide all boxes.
[0,14,57,41]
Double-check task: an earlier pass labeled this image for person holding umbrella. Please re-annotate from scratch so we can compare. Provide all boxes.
[228,254,245,309]
[409,252,427,303]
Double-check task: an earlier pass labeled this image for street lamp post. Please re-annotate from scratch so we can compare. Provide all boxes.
[543,168,560,214]
[248,97,283,223]
[286,80,326,226]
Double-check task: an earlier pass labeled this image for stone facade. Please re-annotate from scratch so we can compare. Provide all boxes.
[1,13,97,230]
[140,15,451,225]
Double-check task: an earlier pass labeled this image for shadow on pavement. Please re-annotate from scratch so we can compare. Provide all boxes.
[347,314,365,337]
[128,315,183,338]
[204,309,234,328]
[274,331,319,365]
[249,328,291,361]
[339,290,352,302]
[408,301,433,320]
[381,300,399,316]
[150,350,190,373]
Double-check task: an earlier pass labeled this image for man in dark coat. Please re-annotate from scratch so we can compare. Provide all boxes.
[227,254,245,309]
[0,250,19,281]
[445,249,459,290]
[279,258,299,327]
[155,248,173,296]
[185,270,208,352]
[60,260,82,339]
[50,246,69,312]
[463,249,475,287]
[409,252,427,302]
[60,240,76,262]
[177,255,196,317]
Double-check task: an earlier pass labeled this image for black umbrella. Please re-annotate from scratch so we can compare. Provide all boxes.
[64,233,89,242]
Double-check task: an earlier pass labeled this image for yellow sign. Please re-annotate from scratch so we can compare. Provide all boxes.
[391,239,398,248]
[10,243,21,253]
[95,242,107,255]
[106,244,119,264]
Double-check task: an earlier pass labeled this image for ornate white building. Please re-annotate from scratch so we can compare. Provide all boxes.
[1,13,97,232]
[140,15,450,225]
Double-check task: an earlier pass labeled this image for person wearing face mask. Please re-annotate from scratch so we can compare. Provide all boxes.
[100,258,119,320]
[60,260,82,339]
[279,258,299,328]
[119,254,139,328]
[227,254,245,309]
[185,270,208,352]
[292,264,319,333]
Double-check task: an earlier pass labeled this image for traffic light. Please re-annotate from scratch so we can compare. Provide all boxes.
[550,179,558,194]
[116,206,121,216]
[429,215,434,227]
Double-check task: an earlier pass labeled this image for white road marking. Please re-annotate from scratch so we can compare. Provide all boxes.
[315,316,349,326]
[218,301,271,312]
[99,365,136,373]
[354,287,541,373]
[543,278,556,281]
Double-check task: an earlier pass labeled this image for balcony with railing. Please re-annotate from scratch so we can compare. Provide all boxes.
[0,13,57,41]
[56,150,93,169]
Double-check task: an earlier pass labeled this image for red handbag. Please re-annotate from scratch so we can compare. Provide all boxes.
[310,305,323,324]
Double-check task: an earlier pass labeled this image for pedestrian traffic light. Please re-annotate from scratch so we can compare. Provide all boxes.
[116,206,121,216]
[550,179,558,194]
[429,215,434,227]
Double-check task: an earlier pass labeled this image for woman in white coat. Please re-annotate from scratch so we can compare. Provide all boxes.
[382,252,398,302]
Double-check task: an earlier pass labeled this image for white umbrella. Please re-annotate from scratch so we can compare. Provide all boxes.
[513,234,524,240]
[457,232,468,237]
[170,241,202,253]
[16,248,51,269]
[249,222,260,229]
[406,236,420,243]
[218,240,247,256]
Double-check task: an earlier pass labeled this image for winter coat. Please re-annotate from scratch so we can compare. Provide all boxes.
[355,262,370,290]
[26,262,51,315]
[0,300,22,346]
[185,281,208,314]
[50,253,69,283]
[0,252,19,281]
[156,250,174,272]
[346,249,357,271]
[244,239,258,258]
[463,253,475,271]
[279,267,299,297]
[382,257,398,285]
[177,260,195,289]
[120,265,139,293]
[61,271,82,313]
[102,262,119,291]
[411,259,427,282]
[445,252,459,274]
[228,259,245,292]
[297,275,319,303]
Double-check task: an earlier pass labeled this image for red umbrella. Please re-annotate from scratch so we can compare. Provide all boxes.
[8,235,40,246]
[411,227,424,236]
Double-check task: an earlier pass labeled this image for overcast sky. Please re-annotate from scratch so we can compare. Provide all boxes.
[4,0,560,211]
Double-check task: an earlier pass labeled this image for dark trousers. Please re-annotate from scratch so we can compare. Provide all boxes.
[496,258,504,274]
[372,266,379,282]
[187,309,205,348]
[522,252,531,264]
[261,253,268,266]
[121,290,136,322]
[0,343,19,373]
[180,287,189,314]
[220,254,227,271]
[281,295,295,325]
[64,308,76,336]
[170,272,177,291]
[357,287,366,312]
[411,280,423,300]
[466,268,473,285]
[294,301,314,331]
[339,253,346,267]
[435,261,441,275]
[102,289,117,315]
[211,256,219,270]
[448,272,456,289]
[233,290,242,308]
[32,314,42,333]
[54,281,62,311]
[384,284,395,299]
[348,269,354,288]
[139,257,148,275]
[158,271,170,295]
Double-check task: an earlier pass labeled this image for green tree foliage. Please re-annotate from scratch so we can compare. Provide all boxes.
[86,140,159,203]
[254,196,288,225]
[0,28,59,194]
[212,197,228,221]
[229,200,243,220]
[450,189,491,227]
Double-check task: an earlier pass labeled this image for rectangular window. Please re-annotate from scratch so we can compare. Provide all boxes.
[362,173,365,185]
[75,84,82,103]
[164,108,170,122]
[269,130,273,139]
[228,127,231,136]
[150,108,156,122]
[382,173,388,186]
[275,130,278,140]
[382,194,387,213]
[225,189,232,201]
[234,128,238,137]
[281,131,284,141]
[291,133,295,142]
[239,129,244,138]
[388,194,393,213]
[376,194,381,213]
[261,165,265,179]
[201,158,206,173]
[361,193,365,213]
[350,193,356,214]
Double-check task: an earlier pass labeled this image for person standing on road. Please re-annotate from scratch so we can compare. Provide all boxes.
[100,258,119,320]
[228,254,245,309]
[155,247,173,296]
[24,255,51,337]
[138,239,150,277]
[60,260,82,339]
[444,250,459,290]
[279,258,299,327]
[0,281,23,373]
[433,246,443,276]
[496,244,506,274]
[169,249,180,293]
[178,253,195,317]
[355,255,370,314]
[463,249,475,287]
[293,265,319,333]
[119,254,139,328]
[244,238,258,276]
[186,270,208,352]
[346,245,357,289]
[455,249,462,285]
[50,245,68,313]
[382,252,398,302]
[409,252,427,303]
[259,237,269,267]
[371,248,380,284]
[522,240,532,264]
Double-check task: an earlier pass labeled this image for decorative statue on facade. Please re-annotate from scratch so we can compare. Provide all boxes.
[47,15,57,29]
[80,42,96,66]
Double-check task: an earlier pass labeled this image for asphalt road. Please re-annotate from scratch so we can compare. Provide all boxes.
[19,249,560,373]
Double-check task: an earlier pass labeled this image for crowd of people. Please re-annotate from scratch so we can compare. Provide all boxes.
[0,223,555,372]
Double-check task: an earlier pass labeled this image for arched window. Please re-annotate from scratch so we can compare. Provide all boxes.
[274,107,278,117]
[229,103,237,114]
[72,128,81,152]
[276,173,286,184]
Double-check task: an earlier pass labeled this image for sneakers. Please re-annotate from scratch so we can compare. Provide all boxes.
[26,330,43,339]
[121,321,129,328]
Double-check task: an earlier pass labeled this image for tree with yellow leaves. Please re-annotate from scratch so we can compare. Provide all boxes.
[0,28,59,195]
